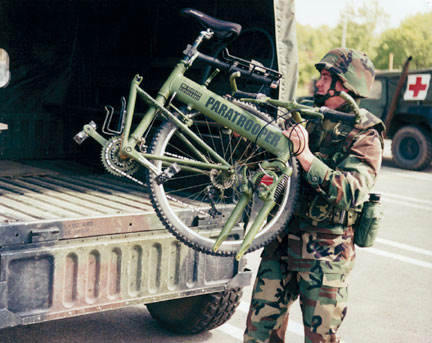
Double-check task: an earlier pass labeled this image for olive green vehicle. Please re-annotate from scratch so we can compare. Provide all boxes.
[0,0,297,333]
[360,59,432,171]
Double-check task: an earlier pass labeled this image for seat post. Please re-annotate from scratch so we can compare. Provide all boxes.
[183,29,214,64]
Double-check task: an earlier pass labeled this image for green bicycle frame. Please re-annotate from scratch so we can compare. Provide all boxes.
[114,59,292,172]
[80,38,294,260]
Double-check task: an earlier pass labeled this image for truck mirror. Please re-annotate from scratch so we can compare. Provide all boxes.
[0,48,11,88]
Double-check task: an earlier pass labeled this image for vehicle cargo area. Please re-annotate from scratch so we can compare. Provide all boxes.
[0,159,248,329]
[0,159,163,244]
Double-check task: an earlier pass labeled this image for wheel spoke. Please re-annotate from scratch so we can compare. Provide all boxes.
[147,110,299,256]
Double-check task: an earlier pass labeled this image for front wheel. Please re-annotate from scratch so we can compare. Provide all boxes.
[147,112,299,257]
[391,125,432,170]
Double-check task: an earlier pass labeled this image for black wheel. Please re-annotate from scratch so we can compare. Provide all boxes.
[202,26,276,96]
[146,287,243,334]
[147,110,299,257]
[226,26,276,70]
[391,125,432,170]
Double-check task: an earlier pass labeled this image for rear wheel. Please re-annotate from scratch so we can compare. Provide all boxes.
[147,110,299,257]
[146,287,243,334]
[391,125,432,170]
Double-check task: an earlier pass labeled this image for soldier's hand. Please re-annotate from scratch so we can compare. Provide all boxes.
[282,124,309,155]
[282,124,314,172]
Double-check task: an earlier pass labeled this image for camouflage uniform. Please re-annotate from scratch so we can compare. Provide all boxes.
[244,48,384,343]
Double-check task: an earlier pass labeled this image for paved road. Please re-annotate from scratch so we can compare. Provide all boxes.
[1,143,432,343]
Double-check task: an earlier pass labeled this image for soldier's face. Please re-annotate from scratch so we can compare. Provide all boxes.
[315,70,348,109]
[315,70,344,94]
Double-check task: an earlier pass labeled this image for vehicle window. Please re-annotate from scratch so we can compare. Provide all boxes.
[0,48,10,88]
[368,80,382,100]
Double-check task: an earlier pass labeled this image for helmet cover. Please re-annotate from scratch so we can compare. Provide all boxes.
[315,48,375,98]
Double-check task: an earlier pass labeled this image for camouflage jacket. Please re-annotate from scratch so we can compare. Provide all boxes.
[277,105,384,275]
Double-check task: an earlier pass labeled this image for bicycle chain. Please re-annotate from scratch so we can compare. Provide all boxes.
[103,143,210,217]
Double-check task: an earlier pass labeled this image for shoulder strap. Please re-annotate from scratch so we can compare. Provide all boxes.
[355,109,386,132]
[343,109,385,152]
[343,128,362,152]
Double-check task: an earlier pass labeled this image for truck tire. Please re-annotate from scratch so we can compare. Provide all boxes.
[146,287,243,334]
[391,125,432,170]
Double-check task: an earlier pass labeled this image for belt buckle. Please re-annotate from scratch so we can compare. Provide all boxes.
[338,210,346,225]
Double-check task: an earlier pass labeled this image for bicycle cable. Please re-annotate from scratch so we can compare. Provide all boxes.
[252,101,312,157]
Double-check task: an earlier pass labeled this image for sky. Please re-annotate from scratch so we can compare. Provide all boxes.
[295,0,432,32]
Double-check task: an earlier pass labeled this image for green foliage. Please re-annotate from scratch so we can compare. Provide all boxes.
[296,24,337,95]
[374,12,432,70]
[295,2,432,96]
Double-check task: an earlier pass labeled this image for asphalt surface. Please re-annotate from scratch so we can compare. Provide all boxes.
[1,141,432,343]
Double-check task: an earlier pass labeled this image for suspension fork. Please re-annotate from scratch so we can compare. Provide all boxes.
[212,152,292,260]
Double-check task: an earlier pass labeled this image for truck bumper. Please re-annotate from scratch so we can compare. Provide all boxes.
[0,230,251,329]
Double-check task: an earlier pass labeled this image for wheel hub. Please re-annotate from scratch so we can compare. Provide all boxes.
[209,169,236,190]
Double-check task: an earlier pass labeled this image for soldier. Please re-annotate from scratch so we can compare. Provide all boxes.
[244,48,385,343]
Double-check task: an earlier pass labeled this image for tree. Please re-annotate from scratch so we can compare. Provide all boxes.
[296,23,337,95]
[295,0,388,95]
[374,12,432,70]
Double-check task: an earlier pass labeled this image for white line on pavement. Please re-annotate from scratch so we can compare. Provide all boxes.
[216,322,244,341]
[364,247,432,269]
[238,301,250,313]
[380,196,432,211]
[375,238,432,257]
[375,191,432,206]
[381,168,432,182]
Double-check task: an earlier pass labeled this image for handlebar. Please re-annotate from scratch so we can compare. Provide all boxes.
[196,52,280,88]
[232,90,262,99]
[243,97,358,125]
[317,107,356,124]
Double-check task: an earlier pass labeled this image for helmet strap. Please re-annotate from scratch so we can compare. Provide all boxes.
[314,75,341,106]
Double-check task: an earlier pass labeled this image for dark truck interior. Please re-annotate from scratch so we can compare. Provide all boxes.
[0,0,277,230]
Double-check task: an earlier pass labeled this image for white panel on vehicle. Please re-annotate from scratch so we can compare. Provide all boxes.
[403,74,431,101]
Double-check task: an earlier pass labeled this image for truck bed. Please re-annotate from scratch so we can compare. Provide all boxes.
[0,160,165,245]
[0,160,250,329]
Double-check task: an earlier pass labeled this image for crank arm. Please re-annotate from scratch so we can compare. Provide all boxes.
[74,122,107,146]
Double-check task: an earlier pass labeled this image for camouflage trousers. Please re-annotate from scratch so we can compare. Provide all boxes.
[243,253,348,343]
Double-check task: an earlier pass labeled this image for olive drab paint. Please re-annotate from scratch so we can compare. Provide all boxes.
[172,76,291,159]
[204,96,281,148]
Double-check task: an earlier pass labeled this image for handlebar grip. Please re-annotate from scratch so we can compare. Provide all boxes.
[196,53,275,86]
[319,107,356,124]
[232,90,259,99]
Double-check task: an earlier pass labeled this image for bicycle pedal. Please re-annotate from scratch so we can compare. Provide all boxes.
[208,207,221,218]
[73,121,97,145]
[155,163,181,185]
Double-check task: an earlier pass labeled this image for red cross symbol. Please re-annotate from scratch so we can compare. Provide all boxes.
[408,76,427,97]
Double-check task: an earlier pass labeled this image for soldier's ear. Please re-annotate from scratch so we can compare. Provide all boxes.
[336,79,349,93]
[0,48,11,88]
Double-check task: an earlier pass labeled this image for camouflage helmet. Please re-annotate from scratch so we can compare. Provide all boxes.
[315,48,375,98]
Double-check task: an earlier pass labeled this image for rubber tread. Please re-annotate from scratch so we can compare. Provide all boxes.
[146,288,243,334]
[391,125,432,170]
[146,116,300,256]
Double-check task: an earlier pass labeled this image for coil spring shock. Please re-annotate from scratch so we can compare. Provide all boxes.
[255,174,288,201]
[274,174,288,200]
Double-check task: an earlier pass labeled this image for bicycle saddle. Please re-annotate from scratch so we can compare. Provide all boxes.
[181,8,242,40]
